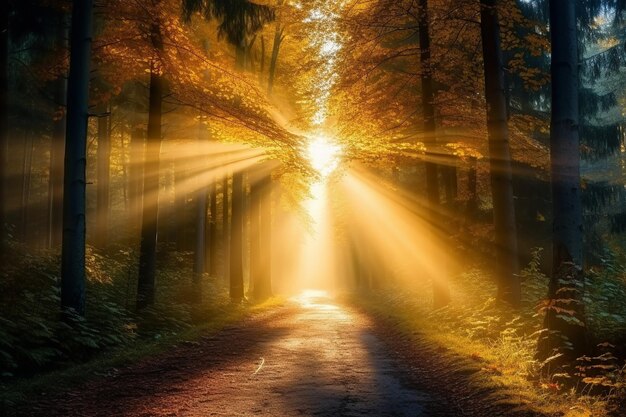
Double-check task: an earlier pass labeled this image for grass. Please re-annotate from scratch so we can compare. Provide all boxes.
[354,265,623,417]
[0,296,284,413]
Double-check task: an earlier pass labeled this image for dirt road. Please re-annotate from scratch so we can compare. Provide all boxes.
[23,291,442,417]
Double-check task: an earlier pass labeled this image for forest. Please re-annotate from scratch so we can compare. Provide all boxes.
[1,0,626,416]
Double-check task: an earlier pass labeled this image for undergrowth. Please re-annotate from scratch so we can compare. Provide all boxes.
[0,240,235,383]
[358,247,626,417]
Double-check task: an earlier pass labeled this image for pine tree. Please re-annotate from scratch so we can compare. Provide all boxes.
[60,0,94,315]
[537,0,588,363]
[480,0,520,306]
[418,0,450,307]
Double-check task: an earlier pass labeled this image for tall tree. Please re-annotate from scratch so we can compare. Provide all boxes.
[250,172,262,298]
[61,0,94,315]
[48,15,68,249]
[479,0,520,306]
[222,174,230,278]
[0,0,8,257]
[537,0,588,362]
[194,123,209,280]
[254,171,272,300]
[228,42,248,302]
[267,0,285,96]
[209,178,218,276]
[174,151,189,250]
[229,171,244,302]
[128,84,145,232]
[20,133,34,243]
[137,20,165,310]
[418,0,450,308]
[96,104,111,248]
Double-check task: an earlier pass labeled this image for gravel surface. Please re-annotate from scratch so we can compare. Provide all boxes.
[21,291,442,417]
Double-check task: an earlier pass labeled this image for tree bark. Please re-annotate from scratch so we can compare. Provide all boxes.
[418,0,450,308]
[48,15,68,249]
[443,162,457,204]
[128,95,145,234]
[229,171,244,302]
[538,0,588,363]
[61,0,94,316]
[466,156,478,216]
[0,0,8,256]
[194,124,208,282]
[96,103,111,248]
[479,0,520,306]
[250,174,261,298]
[267,8,284,97]
[194,196,207,297]
[209,178,218,276]
[120,124,128,211]
[243,175,250,285]
[222,174,230,279]
[259,35,265,84]
[173,155,188,251]
[20,132,34,243]
[257,173,272,300]
[137,23,164,310]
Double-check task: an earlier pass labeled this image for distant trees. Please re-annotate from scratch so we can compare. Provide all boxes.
[338,0,532,306]
[183,0,275,302]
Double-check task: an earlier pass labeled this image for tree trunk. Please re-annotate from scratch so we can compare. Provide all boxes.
[48,15,68,249]
[194,188,207,279]
[243,175,250,286]
[0,0,8,256]
[61,0,94,316]
[96,103,111,248]
[259,35,265,84]
[173,156,187,251]
[20,133,34,243]
[479,0,520,306]
[194,124,208,281]
[250,174,261,299]
[120,124,128,211]
[466,156,478,216]
[257,173,272,300]
[537,0,588,363]
[443,163,457,205]
[128,84,145,234]
[209,178,218,276]
[229,171,244,302]
[222,174,230,279]
[137,23,164,310]
[418,0,450,308]
[267,22,284,96]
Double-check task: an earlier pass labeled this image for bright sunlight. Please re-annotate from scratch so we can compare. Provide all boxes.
[306,136,342,177]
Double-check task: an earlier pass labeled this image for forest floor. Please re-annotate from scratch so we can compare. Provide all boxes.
[11,290,556,417]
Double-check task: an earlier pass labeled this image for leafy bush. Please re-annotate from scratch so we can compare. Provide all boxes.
[0,242,228,378]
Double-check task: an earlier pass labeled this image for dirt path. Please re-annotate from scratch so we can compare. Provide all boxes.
[23,291,444,417]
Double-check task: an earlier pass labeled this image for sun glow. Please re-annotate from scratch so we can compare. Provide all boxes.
[306,136,342,177]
